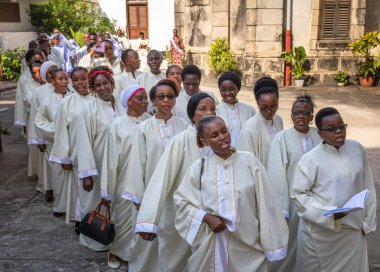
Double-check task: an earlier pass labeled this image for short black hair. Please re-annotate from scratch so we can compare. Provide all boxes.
[182,64,202,81]
[87,42,96,50]
[166,65,182,77]
[253,76,279,101]
[71,66,88,78]
[121,49,133,63]
[196,115,224,138]
[149,79,178,101]
[292,94,316,112]
[28,40,39,49]
[25,49,38,62]
[89,32,97,37]
[315,107,340,130]
[147,49,162,59]
[51,68,66,79]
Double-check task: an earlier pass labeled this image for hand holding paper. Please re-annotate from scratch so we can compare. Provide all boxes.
[324,189,369,216]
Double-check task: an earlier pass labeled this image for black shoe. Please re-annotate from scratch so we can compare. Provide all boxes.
[53,212,63,217]
[74,222,80,235]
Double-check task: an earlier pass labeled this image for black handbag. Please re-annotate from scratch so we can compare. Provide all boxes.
[79,201,115,245]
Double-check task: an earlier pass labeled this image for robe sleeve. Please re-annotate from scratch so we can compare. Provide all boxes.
[122,127,147,204]
[28,93,45,144]
[49,101,71,164]
[100,124,119,201]
[291,158,341,232]
[267,132,290,218]
[237,126,257,156]
[361,146,377,234]
[76,105,98,179]
[134,137,184,234]
[34,99,56,143]
[14,81,27,127]
[251,156,289,262]
[174,159,206,247]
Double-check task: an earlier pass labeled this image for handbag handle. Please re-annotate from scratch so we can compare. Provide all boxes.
[86,201,112,228]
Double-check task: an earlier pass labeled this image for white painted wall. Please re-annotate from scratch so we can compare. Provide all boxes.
[0,32,38,50]
[292,0,312,53]
[98,0,127,30]
[148,0,175,51]
[0,0,44,32]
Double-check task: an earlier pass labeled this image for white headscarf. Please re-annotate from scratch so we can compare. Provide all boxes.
[120,84,145,109]
[40,61,57,81]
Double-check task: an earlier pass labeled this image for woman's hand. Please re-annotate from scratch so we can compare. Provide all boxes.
[333,212,348,220]
[61,163,73,170]
[37,144,46,152]
[101,198,111,205]
[82,177,94,192]
[139,232,156,241]
[134,203,141,210]
[203,213,227,233]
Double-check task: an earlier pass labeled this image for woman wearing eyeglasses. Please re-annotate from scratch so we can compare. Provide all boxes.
[266,94,321,272]
[122,79,187,272]
[237,76,283,168]
[290,107,376,272]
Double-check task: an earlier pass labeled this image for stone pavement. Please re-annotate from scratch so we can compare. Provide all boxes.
[0,82,379,271]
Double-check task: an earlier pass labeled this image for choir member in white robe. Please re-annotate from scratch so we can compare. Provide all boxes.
[131,93,216,271]
[173,64,219,124]
[103,40,122,76]
[49,67,95,225]
[76,66,125,251]
[166,65,182,95]
[123,80,188,271]
[28,61,58,201]
[35,69,73,216]
[237,76,283,168]
[100,85,151,269]
[174,116,288,271]
[267,95,321,272]
[290,107,377,272]
[137,50,166,113]
[216,72,255,148]
[114,49,142,99]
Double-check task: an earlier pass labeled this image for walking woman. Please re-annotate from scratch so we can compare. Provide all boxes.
[76,66,125,251]
[49,67,95,227]
[101,85,151,269]
[291,107,376,272]
[267,95,321,272]
[174,116,288,271]
[127,93,216,271]
[123,79,187,271]
[237,76,283,168]
[170,28,185,66]
[216,72,256,147]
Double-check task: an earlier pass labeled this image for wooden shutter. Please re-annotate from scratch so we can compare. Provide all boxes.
[320,0,350,39]
[127,2,149,39]
[0,3,20,22]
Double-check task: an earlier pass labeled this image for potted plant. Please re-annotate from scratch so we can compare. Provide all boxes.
[348,31,380,86]
[282,46,307,87]
[334,70,350,86]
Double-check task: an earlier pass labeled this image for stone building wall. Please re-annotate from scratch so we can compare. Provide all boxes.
[175,0,370,86]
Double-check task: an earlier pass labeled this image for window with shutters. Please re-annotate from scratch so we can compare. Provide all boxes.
[319,0,351,40]
[0,3,20,22]
[127,1,148,39]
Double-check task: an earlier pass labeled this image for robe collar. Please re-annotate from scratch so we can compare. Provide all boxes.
[211,147,237,166]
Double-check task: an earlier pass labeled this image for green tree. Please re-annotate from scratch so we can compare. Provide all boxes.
[26,0,115,38]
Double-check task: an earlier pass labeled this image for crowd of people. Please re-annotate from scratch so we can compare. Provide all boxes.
[13,27,377,272]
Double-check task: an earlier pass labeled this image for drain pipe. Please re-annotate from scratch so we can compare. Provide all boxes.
[284,0,292,86]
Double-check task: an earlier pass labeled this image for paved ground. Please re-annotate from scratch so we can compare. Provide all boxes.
[0,82,379,271]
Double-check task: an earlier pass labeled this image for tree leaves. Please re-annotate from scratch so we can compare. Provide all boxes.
[207,37,238,75]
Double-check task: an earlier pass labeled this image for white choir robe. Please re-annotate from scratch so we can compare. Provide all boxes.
[131,125,211,271]
[49,92,96,223]
[237,112,283,168]
[174,151,289,272]
[100,113,151,262]
[28,83,55,193]
[216,100,256,148]
[76,95,125,251]
[76,46,88,64]
[137,70,166,113]
[173,89,220,124]
[106,57,122,76]
[267,127,321,272]
[35,90,73,214]
[50,48,65,69]
[114,71,142,99]
[122,115,187,271]
[290,140,377,272]
[14,73,41,176]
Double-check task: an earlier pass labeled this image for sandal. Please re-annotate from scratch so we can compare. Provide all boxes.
[53,212,63,217]
[45,190,54,202]
[74,221,80,235]
[108,252,121,270]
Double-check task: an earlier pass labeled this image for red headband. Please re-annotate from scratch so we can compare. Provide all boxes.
[88,70,113,79]
[129,87,145,100]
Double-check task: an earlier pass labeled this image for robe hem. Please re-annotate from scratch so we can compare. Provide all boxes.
[49,154,72,164]
[135,223,158,234]
[78,169,98,179]
[121,191,142,204]
[265,245,288,262]
[28,138,45,145]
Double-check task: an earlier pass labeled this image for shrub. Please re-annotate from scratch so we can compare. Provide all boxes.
[0,47,26,81]
[281,46,307,79]
[208,37,238,75]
